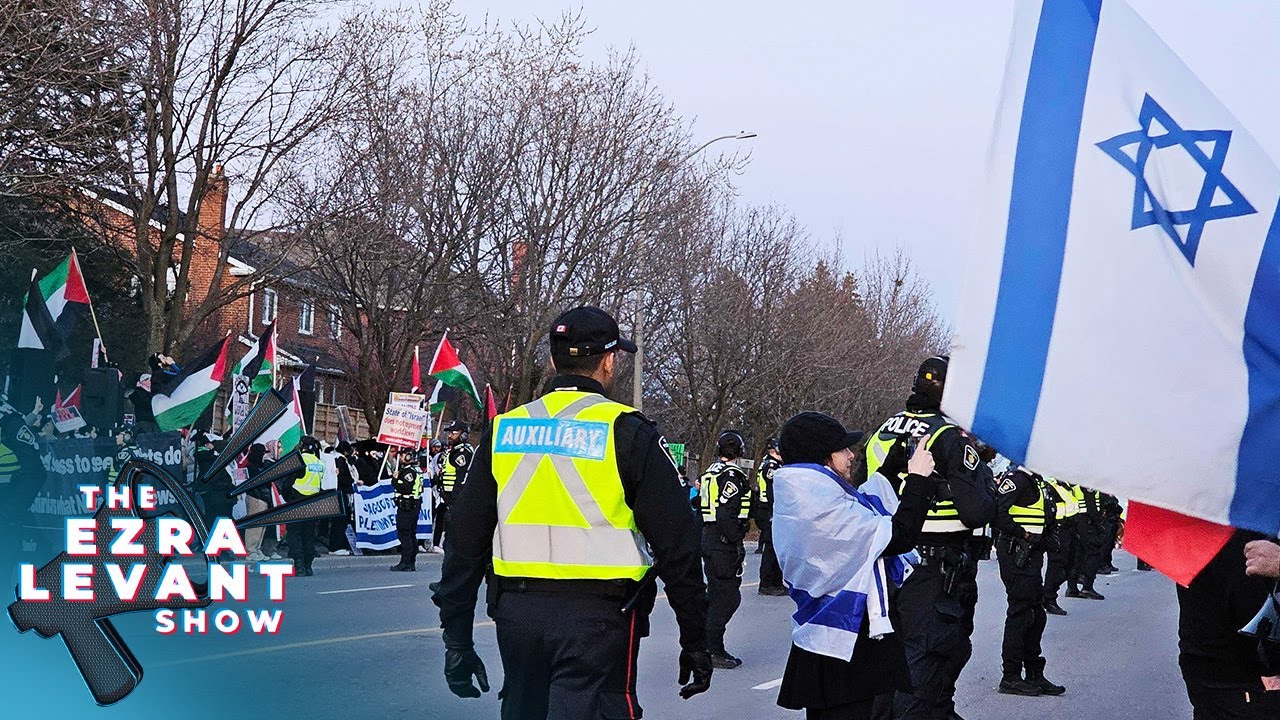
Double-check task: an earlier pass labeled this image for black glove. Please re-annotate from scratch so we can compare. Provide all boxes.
[444,646,490,698]
[678,649,712,699]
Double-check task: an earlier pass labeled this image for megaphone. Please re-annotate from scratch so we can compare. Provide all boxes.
[1239,582,1280,671]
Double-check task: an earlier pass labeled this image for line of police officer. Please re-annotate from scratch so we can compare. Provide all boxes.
[429,311,1141,719]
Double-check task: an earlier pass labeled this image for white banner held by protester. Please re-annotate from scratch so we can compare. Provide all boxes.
[377,402,429,449]
[352,481,432,550]
[945,0,1280,534]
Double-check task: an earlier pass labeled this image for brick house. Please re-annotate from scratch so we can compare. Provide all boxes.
[78,167,370,440]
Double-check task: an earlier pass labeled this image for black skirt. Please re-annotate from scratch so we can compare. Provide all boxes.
[776,620,912,711]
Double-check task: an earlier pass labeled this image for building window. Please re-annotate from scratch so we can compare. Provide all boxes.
[328,305,342,340]
[262,288,277,324]
[299,299,314,335]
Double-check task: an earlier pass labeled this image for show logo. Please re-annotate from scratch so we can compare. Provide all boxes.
[5,390,347,706]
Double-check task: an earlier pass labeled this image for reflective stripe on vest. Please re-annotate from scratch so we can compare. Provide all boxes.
[700,463,751,522]
[441,447,467,492]
[756,459,774,504]
[296,453,324,496]
[0,443,18,482]
[1044,478,1080,520]
[490,390,652,581]
[1009,480,1048,534]
[868,413,968,534]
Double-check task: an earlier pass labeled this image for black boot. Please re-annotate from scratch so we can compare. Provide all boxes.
[390,564,415,572]
[1080,588,1105,600]
[998,677,1042,696]
[1044,600,1068,616]
[758,585,787,596]
[1027,670,1066,696]
[709,650,742,669]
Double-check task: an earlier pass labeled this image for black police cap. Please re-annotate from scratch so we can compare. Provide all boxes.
[550,306,637,359]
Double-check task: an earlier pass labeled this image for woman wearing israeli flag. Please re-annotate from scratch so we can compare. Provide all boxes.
[772,411,938,720]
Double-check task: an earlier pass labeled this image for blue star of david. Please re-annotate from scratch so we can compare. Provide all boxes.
[1096,94,1256,266]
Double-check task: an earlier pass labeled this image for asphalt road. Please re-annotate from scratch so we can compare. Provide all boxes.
[100,545,1191,719]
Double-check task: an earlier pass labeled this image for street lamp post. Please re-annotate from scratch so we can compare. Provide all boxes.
[632,131,757,411]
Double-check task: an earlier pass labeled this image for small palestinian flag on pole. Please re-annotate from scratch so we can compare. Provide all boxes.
[236,321,277,393]
[428,380,446,413]
[151,336,230,431]
[427,331,481,408]
[18,275,68,360]
[33,249,91,336]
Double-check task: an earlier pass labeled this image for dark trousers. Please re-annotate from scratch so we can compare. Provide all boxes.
[702,526,744,653]
[1077,520,1107,590]
[432,497,449,548]
[1183,674,1280,719]
[997,541,1047,678]
[892,553,979,720]
[758,515,783,589]
[495,591,645,720]
[396,498,421,567]
[1043,520,1078,601]
[288,519,318,570]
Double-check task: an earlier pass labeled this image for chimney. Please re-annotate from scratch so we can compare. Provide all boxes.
[197,163,228,241]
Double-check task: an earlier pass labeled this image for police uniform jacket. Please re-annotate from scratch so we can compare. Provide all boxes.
[432,374,707,653]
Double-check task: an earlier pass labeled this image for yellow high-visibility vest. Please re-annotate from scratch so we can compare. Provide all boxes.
[1044,477,1081,520]
[1009,477,1048,534]
[700,462,751,522]
[296,453,324,496]
[867,411,968,533]
[490,390,652,581]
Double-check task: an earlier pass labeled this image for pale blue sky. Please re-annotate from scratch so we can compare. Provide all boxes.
[379,0,1280,318]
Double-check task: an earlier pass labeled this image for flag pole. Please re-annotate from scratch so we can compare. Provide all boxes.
[72,250,110,364]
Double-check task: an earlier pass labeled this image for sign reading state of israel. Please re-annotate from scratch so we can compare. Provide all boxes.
[495,418,609,460]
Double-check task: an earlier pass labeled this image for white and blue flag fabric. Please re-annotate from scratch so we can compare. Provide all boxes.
[772,464,916,661]
[946,0,1280,534]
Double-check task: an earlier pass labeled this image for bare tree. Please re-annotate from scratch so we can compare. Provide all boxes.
[73,0,369,357]
[0,0,132,203]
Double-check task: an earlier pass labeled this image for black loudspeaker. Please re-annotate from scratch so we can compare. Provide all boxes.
[82,367,122,430]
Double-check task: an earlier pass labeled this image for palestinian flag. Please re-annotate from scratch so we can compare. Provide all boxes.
[427,332,481,408]
[151,336,230,431]
[26,250,92,337]
[18,276,67,359]
[235,322,276,393]
[259,377,305,453]
[428,380,447,413]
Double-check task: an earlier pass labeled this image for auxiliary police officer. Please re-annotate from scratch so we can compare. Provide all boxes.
[286,435,325,576]
[391,446,424,572]
[700,430,752,668]
[992,466,1065,697]
[755,438,786,596]
[1041,477,1082,616]
[432,306,712,719]
[434,420,473,549]
[865,355,996,720]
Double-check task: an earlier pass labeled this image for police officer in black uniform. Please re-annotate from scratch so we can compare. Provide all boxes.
[864,355,996,720]
[1068,487,1110,601]
[700,430,752,669]
[432,305,711,719]
[108,424,139,483]
[435,421,474,549]
[992,466,1065,697]
[755,438,786,596]
[391,447,423,572]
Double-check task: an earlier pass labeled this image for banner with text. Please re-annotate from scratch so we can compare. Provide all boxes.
[352,481,432,550]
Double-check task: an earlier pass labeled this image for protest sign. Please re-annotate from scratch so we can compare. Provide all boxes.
[352,481,432,550]
[377,402,429,448]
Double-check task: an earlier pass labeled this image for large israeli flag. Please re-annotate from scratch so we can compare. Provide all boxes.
[946,0,1280,535]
